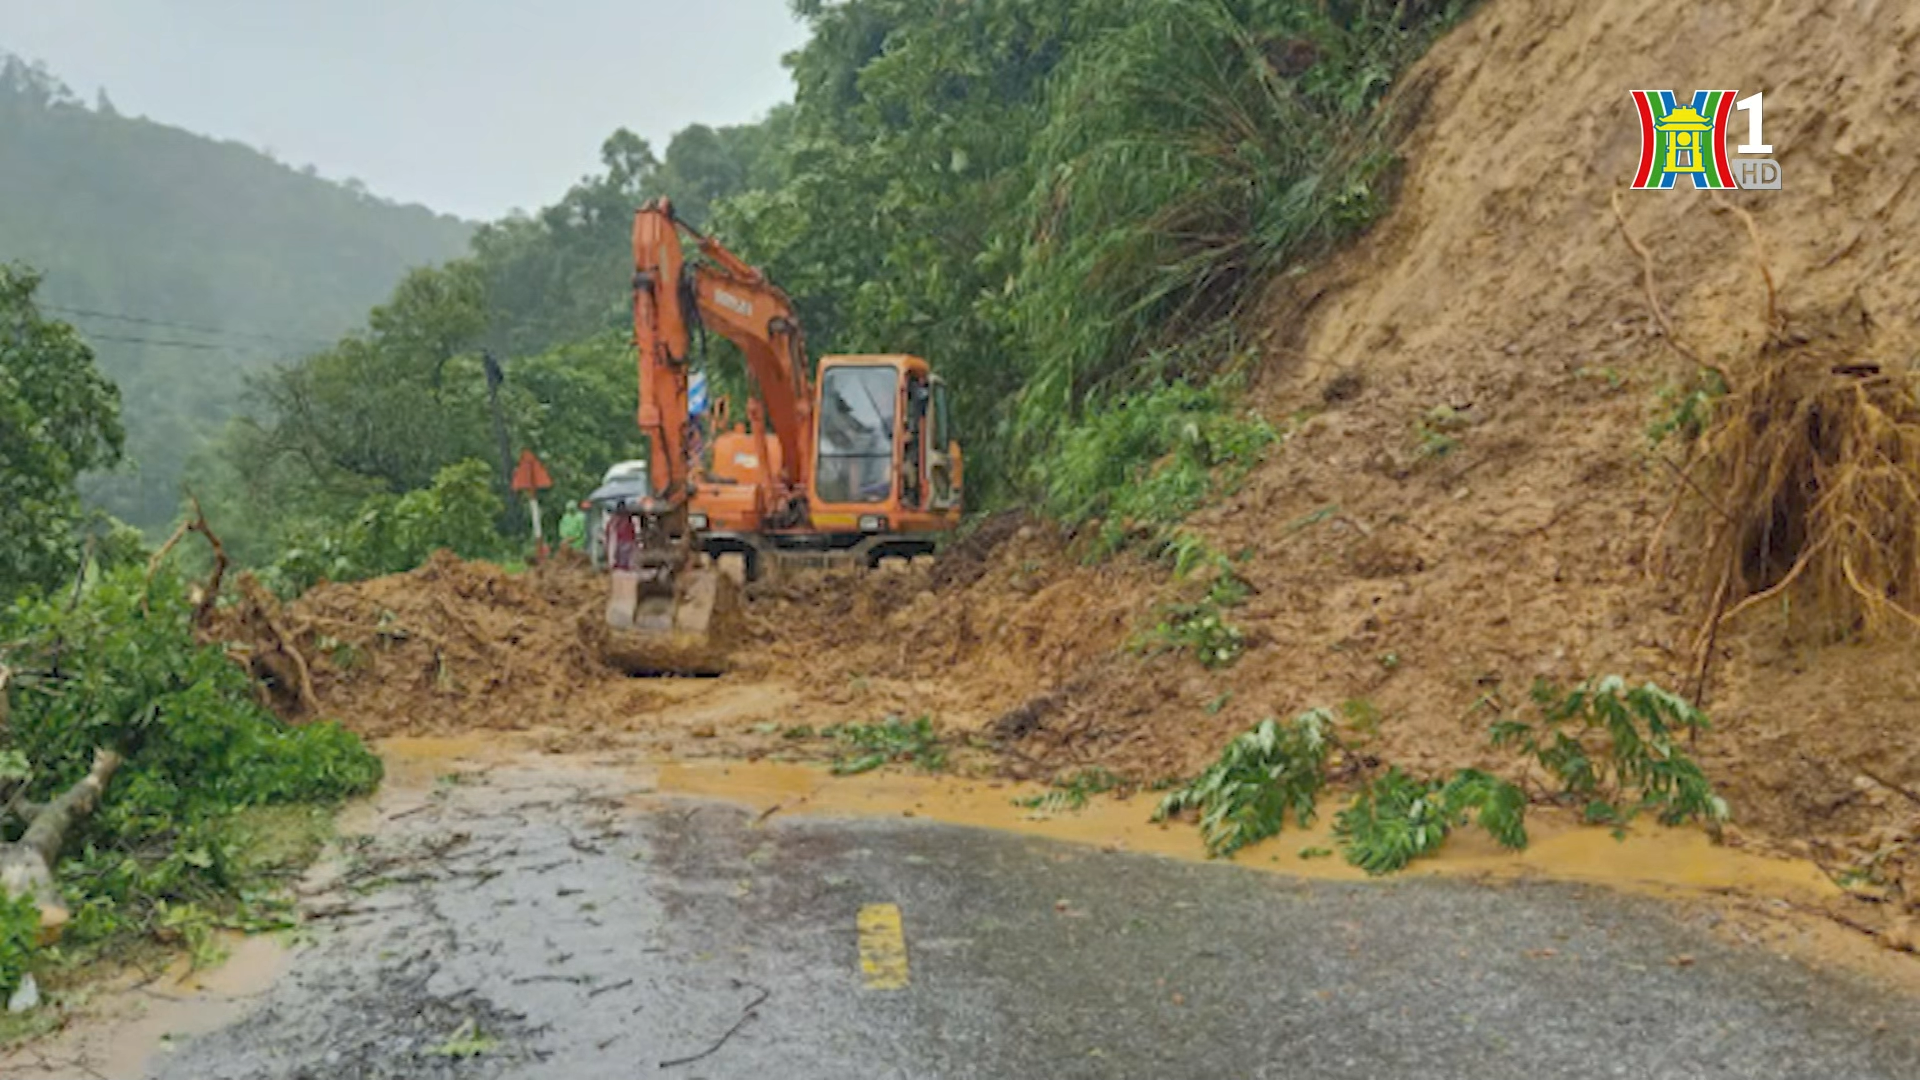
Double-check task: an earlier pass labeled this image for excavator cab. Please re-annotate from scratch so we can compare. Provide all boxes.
[809,355,962,534]
[685,355,961,580]
[690,355,961,579]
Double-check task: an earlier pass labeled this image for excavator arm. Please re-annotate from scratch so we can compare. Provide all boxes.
[603,198,805,671]
[631,199,812,522]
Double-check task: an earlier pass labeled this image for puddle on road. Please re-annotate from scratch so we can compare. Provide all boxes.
[0,933,289,1080]
[644,758,1840,902]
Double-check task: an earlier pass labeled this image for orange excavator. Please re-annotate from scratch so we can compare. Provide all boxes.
[602,198,963,671]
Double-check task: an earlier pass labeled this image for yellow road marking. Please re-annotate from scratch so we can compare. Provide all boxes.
[857,903,909,990]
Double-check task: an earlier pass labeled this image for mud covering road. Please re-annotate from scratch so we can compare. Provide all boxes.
[133,758,1920,1080]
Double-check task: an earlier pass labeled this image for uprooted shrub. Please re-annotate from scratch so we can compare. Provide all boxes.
[823,716,947,776]
[1685,316,1920,641]
[1154,709,1334,857]
[1335,768,1528,875]
[0,566,383,994]
[1133,537,1255,668]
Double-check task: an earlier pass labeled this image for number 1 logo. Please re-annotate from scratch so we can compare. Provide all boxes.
[1630,90,1772,190]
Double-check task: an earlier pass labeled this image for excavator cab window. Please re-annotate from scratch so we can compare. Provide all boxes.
[929,378,956,510]
[902,372,928,508]
[815,365,899,504]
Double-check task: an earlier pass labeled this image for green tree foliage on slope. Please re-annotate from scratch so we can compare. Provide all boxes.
[470,119,793,360]
[720,0,1469,505]
[0,53,473,530]
[267,459,505,596]
[210,0,1470,573]
[0,268,381,998]
[0,265,124,602]
[202,125,777,567]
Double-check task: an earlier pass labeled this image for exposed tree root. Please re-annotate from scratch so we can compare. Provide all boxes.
[1609,189,1721,382]
[1709,190,1785,339]
[1631,196,1920,672]
[1695,332,1920,639]
[146,493,230,626]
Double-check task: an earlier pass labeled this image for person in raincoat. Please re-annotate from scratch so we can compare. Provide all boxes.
[605,502,638,571]
[558,501,588,552]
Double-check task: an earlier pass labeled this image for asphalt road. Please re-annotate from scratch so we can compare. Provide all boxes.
[148,764,1920,1080]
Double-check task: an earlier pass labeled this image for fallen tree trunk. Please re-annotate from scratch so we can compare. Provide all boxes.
[0,749,122,937]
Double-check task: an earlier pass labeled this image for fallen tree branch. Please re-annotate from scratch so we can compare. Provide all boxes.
[46,537,96,677]
[658,980,770,1069]
[239,576,320,717]
[0,748,123,935]
[145,494,230,626]
[1858,767,1920,810]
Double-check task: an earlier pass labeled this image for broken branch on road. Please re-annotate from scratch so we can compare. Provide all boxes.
[658,980,770,1069]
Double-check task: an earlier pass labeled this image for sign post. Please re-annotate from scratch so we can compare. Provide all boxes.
[510,449,554,558]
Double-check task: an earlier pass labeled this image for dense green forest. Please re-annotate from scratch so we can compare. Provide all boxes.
[0,52,472,530]
[201,0,1468,582]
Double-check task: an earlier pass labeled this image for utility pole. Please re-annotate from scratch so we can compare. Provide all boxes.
[483,350,513,484]
[482,350,521,528]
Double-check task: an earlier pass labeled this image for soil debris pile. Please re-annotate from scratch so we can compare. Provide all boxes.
[204,0,1920,946]
[228,552,650,739]
[745,517,1167,746]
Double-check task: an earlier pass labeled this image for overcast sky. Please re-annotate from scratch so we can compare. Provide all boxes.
[2,0,810,220]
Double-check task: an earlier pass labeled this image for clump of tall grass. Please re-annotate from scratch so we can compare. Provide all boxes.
[1010,0,1471,460]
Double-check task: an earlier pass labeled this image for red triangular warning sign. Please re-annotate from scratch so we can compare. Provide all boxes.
[511,449,553,492]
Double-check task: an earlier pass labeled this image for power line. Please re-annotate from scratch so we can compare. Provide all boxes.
[40,302,337,349]
[80,330,265,353]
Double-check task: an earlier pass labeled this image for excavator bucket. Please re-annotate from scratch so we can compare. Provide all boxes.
[598,565,742,676]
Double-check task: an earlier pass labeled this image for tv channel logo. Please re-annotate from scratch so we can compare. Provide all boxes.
[1630,90,1780,190]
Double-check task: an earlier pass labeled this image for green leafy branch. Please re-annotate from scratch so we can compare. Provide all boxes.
[824,716,947,776]
[1336,768,1527,875]
[1156,675,1725,873]
[1492,676,1727,830]
[1153,709,1334,857]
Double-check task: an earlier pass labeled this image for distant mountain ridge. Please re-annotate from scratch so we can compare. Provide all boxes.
[0,52,474,528]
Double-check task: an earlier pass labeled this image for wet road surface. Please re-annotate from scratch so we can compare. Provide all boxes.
[147,762,1920,1079]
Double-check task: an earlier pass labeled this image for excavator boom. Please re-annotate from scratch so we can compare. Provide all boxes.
[631,201,812,515]
[605,199,815,672]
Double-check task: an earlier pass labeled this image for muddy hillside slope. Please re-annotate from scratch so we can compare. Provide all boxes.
[760,0,1920,875]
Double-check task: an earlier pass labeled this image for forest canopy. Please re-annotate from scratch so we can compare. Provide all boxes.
[191,0,1467,575]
